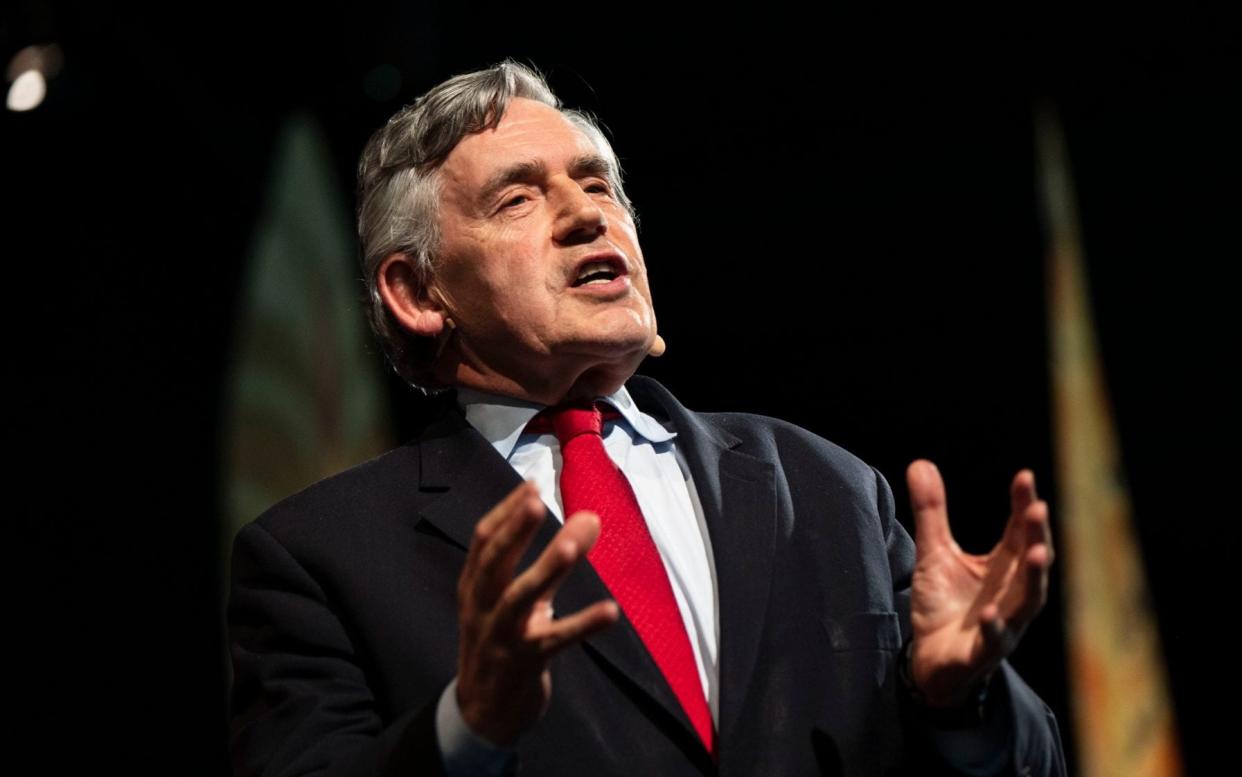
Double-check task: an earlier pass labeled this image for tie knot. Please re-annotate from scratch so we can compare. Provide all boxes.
[526,401,621,445]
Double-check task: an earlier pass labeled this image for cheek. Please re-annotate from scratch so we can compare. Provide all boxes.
[441,239,516,306]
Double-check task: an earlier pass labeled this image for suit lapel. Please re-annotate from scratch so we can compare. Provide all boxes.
[627,376,777,753]
[413,393,707,753]
[414,399,528,549]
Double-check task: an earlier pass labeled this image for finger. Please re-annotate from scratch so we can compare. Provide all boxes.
[473,489,549,606]
[460,482,545,607]
[979,603,1020,660]
[469,484,543,592]
[462,480,536,579]
[1023,497,1053,559]
[998,505,1053,626]
[1004,491,1052,559]
[494,512,602,635]
[535,599,621,657]
[1011,469,1037,510]
[1002,469,1037,553]
[1020,542,1051,619]
[906,460,954,554]
[1012,520,1052,622]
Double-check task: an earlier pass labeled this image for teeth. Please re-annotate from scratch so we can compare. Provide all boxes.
[576,261,616,280]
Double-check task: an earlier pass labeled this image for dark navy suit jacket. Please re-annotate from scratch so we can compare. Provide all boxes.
[227,375,1066,776]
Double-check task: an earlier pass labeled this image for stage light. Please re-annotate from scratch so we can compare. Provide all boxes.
[7,69,46,112]
[6,44,63,113]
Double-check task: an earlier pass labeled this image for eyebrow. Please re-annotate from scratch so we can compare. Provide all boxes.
[476,153,615,209]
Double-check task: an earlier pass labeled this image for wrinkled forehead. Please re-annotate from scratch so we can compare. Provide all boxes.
[438,98,606,210]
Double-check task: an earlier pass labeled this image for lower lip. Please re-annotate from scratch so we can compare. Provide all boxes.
[569,275,631,297]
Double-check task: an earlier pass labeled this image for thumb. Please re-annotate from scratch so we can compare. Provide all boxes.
[907,459,954,554]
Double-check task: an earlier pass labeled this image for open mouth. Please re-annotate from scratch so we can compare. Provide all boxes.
[570,255,626,287]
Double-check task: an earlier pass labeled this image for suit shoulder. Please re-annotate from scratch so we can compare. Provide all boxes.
[241,441,423,549]
[687,408,899,546]
[626,375,881,492]
[698,409,879,487]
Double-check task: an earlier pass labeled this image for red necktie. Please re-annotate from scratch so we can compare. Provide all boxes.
[527,402,715,756]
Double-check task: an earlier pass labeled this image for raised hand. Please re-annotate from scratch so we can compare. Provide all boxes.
[455,480,620,744]
[905,460,1054,708]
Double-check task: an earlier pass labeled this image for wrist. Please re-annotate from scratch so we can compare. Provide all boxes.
[456,682,518,748]
[898,640,995,729]
[437,678,517,776]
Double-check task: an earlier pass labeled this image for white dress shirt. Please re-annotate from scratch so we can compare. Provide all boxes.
[436,384,719,775]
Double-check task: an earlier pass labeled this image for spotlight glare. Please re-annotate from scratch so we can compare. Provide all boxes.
[7,69,47,112]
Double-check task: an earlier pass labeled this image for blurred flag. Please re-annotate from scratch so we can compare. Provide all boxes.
[1038,105,1183,777]
[222,113,393,550]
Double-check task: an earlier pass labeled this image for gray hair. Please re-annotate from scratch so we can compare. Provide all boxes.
[355,59,639,392]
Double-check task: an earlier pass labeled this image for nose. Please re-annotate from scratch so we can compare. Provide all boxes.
[552,177,607,245]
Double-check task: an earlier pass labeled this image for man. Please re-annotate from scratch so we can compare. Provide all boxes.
[228,60,1066,776]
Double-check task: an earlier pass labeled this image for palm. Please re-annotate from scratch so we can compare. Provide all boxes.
[905,460,1053,707]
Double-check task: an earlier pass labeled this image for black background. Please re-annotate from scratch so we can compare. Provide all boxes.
[6,2,1237,773]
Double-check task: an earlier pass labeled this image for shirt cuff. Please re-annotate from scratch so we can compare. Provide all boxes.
[435,677,517,777]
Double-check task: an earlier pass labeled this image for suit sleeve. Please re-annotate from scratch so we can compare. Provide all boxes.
[873,467,1069,777]
[227,521,447,777]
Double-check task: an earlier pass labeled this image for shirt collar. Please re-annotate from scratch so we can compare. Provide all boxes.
[455,383,676,462]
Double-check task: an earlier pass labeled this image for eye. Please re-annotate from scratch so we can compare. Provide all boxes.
[501,194,529,209]
[585,180,611,194]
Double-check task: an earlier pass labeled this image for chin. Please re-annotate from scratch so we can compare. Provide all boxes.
[560,331,651,376]
[559,307,656,361]
[594,308,655,347]
[586,326,654,356]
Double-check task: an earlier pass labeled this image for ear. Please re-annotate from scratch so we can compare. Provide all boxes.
[377,252,447,338]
